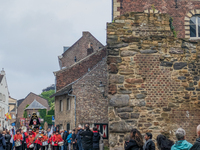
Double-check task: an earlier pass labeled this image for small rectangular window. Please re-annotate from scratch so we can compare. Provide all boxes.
[67,123,70,131]
[67,98,70,110]
[60,100,63,111]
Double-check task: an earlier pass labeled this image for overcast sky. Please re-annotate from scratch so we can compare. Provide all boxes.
[0,0,111,100]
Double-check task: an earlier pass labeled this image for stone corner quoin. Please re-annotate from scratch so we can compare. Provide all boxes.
[107,11,200,149]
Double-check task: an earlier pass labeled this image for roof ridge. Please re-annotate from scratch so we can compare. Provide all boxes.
[54,47,106,75]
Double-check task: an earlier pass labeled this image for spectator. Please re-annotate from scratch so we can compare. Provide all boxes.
[67,130,72,150]
[190,124,200,150]
[156,134,174,150]
[0,129,6,150]
[143,133,155,150]
[62,130,69,150]
[124,128,143,150]
[72,129,77,150]
[5,131,11,150]
[80,124,93,150]
[76,125,83,150]
[93,127,100,150]
[171,128,192,150]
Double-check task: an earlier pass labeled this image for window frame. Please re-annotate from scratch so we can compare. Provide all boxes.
[60,100,63,112]
[66,98,70,111]
[190,15,200,39]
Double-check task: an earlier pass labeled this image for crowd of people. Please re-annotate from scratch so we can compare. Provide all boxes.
[0,124,103,150]
[124,124,200,150]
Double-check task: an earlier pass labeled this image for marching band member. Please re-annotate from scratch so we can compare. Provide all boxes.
[14,130,23,150]
[34,128,42,150]
[41,131,48,150]
[53,130,62,150]
[48,131,54,150]
[26,133,34,150]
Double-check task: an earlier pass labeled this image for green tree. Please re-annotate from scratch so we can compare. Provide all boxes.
[23,104,29,118]
[40,90,55,109]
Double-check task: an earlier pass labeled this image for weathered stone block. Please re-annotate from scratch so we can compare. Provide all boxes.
[107,57,122,64]
[118,113,130,119]
[121,51,137,57]
[109,63,118,74]
[109,74,124,84]
[109,84,117,95]
[118,89,132,94]
[125,78,143,84]
[186,87,195,91]
[163,108,171,111]
[108,49,119,56]
[109,121,132,133]
[174,62,187,70]
[117,107,133,113]
[108,43,129,49]
[131,113,140,119]
[136,94,146,99]
[169,47,184,54]
[140,50,157,54]
[178,76,186,80]
[109,95,129,107]
[160,61,173,67]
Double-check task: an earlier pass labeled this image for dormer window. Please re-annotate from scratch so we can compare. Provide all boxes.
[190,15,200,38]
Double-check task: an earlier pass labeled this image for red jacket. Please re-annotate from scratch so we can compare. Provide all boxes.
[34,134,42,145]
[26,136,34,148]
[53,134,62,146]
[14,134,23,142]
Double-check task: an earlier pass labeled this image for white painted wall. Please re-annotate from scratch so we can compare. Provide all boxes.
[0,69,9,129]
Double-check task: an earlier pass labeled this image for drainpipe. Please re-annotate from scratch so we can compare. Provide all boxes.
[68,89,77,127]
[112,0,113,21]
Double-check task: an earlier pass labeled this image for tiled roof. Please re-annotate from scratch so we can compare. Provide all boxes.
[25,99,47,110]
[17,99,25,107]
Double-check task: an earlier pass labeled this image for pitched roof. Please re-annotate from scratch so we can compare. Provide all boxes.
[17,99,25,107]
[0,75,3,83]
[25,99,47,110]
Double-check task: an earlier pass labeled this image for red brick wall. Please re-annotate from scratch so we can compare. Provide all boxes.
[60,32,104,68]
[16,93,50,128]
[56,48,107,91]
[116,0,200,38]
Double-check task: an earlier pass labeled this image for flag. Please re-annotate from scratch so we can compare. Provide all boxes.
[48,125,53,137]
[8,114,11,119]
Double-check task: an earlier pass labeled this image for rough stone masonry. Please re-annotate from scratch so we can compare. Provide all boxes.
[107,9,200,150]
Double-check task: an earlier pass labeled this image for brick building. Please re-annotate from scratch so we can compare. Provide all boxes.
[107,9,200,149]
[112,0,200,39]
[58,31,104,69]
[51,32,108,138]
[16,92,50,128]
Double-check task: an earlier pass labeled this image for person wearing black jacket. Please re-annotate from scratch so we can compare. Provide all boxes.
[92,127,100,150]
[72,129,77,150]
[0,129,6,150]
[5,131,11,150]
[156,134,174,150]
[143,133,155,150]
[190,125,200,150]
[61,130,69,150]
[80,124,93,150]
[124,129,143,150]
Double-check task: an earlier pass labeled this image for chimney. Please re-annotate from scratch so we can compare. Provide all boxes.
[82,31,90,37]
[1,68,5,75]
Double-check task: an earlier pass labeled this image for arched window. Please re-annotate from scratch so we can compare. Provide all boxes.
[190,15,200,38]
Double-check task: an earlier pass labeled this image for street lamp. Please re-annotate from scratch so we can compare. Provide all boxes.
[99,81,107,98]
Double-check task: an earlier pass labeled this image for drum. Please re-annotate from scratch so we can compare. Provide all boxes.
[29,144,34,148]
[42,141,48,146]
[15,141,21,147]
[58,141,64,146]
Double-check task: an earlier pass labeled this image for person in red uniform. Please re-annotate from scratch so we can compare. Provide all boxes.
[34,128,42,150]
[41,131,48,150]
[53,130,63,150]
[48,131,55,150]
[14,130,23,150]
[26,133,34,150]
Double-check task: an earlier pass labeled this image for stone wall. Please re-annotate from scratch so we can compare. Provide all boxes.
[113,0,200,38]
[107,10,200,150]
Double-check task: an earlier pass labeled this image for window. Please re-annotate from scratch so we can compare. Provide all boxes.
[67,123,70,131]
[3,95,5,102]
[67,98,70,110]
[190,15,200,38]
[0,93,2,101]
[60,100,63,112]
[37,112,40,117]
